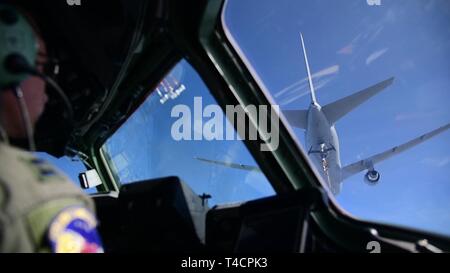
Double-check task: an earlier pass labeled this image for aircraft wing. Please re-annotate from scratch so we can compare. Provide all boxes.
[194,157,262,173]
[322,77,394,124]
[341,123,450,180]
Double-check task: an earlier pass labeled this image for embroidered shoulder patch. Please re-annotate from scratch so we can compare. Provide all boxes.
[48,206,104,253]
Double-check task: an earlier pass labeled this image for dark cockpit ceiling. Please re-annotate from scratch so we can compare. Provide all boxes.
[11,0,174,156]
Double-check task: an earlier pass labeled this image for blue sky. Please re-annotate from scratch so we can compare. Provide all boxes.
[223,0,450,237]
[38,0,450,238]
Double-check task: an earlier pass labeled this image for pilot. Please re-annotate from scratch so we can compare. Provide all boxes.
[0,4,103,253]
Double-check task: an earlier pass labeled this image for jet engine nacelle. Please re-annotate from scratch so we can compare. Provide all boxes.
[364,170,380,185]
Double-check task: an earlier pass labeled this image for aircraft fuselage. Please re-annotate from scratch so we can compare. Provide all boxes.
[305,103,342,194]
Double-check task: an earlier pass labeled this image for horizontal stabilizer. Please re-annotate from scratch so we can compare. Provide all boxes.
[341,122,450,181]
[322,77,394,124]
[282,109,308,129]
[194,157,261,173]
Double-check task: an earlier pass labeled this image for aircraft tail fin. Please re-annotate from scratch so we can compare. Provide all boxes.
[283,109,308,129]
[322,77,394,124]
[300,33,318,105]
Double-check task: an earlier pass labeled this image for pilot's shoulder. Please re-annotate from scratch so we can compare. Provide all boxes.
[0,143,71,184]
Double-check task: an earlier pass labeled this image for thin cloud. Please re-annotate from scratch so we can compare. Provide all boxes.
[368,25,384,43]
[421,157,450,168]
[337,33,362,55]
[384,8,396,23]
[395,110,443,122]
[400,60,415,71]
[356,152,365,160]
[337,44,353,55]
[337,8,395,59]
[275,65,339,98]
[314,65,340,78]
[366,48,389,65]
[279,77,334,105]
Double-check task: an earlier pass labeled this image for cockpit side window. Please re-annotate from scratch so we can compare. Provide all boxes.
[101,59,275,206]
[35,152,97,194]
[222,0,450,237]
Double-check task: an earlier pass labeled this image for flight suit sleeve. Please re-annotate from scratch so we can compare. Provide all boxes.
[0,143,103,253]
